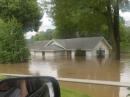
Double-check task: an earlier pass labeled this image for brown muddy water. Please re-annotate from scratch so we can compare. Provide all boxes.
[0,54,130,97]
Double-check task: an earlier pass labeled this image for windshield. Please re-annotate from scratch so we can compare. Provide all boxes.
[0,0,130,97]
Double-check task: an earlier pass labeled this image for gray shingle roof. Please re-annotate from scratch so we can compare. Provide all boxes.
[55,37,104,50]
[42,45,65,51]
[29,40,49,51]
[30,37,111,51]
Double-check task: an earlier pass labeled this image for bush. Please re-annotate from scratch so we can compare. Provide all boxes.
[0,18,29,63]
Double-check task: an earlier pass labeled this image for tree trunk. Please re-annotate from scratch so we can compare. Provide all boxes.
[107,0,120,60]
[113,0,120,59]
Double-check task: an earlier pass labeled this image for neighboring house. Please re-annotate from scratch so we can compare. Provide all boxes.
[29,37,112,58]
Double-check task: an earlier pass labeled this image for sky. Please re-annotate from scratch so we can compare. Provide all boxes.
[25,13,55,39]
[38,13,55,32]
[120,10,130,26]
[120,11,130,21]
[25,1,130,39]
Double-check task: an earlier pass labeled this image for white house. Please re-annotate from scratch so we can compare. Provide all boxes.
[29,37,112,58]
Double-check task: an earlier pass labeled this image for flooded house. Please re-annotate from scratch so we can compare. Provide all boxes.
[29,37,112,58]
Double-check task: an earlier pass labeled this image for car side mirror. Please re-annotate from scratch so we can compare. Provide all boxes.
[0,76,61,97]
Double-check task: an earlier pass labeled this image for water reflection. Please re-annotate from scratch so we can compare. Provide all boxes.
[0,63,29,74]
[28,57,57,77]
[27,55,129,97]
[0,54,130,97]
[120,87,130,97]
[45,56,120,81]
[120,61,130,82]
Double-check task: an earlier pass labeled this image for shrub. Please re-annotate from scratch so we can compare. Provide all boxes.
[0,18,29,63]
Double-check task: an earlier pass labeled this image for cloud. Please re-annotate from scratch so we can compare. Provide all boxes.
[24,31,37,39]
[120,10,130,21]
[38,13,55,32]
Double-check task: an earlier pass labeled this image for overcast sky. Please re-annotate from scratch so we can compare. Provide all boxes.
[25,1,130,39]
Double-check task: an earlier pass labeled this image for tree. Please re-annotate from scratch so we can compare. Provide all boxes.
[0,0,41,63]
[47,0,121,59]
[0,0,42,31]
[0,18,29,63]
[31,29,54,41]
[48,0,108,38]
[106,0,120,59]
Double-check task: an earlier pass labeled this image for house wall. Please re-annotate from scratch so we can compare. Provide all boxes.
[85,41,110,57]
[45,52,55,57]
[31,51,43,57]
[31,40,110,58]
[30,51,55,57]
[92,41,110,56]
[71,51,76,59]
[30,51,34,55]
[45,51,66,57]
[55,51,66,56]
[86,51,92,57]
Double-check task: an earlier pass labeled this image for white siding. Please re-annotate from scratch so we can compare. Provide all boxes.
[45,51,66,57]
[85,51,92,59]
[31,52,43,57]
[54,51,65,56]
[71,51,75,59]
[92,41,110,56]
[86,51,92,57]
[30,51,35,55]
[45,52,55,57]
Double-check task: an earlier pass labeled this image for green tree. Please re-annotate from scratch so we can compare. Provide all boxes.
[31,29,54,41]
[0,0,41,63]
[106,0,121,59]
[48,0,108,38]
[46,0,122,59]
[0,0,42,31]
[0,18,29,63]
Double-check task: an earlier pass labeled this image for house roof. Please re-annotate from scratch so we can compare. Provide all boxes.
[29,40,49,51]
[30,37,112,51]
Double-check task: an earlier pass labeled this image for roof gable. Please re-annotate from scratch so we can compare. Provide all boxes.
[44,39,66,49]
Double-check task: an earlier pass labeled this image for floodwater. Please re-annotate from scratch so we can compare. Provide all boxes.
[0,54,130,97]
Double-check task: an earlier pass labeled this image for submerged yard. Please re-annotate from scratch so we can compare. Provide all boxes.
[0,55,130,97]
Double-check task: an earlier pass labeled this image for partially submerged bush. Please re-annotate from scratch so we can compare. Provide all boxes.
[0,18,30,63]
